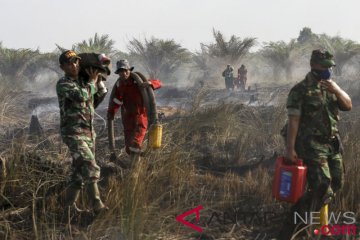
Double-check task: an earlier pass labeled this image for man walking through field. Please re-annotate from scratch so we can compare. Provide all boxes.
[107,60,162,167]
[56,50,109,213]
[278,49,352,239]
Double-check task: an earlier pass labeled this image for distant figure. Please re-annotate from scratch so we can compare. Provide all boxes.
[237,64,248,90]
[222,64,234,90]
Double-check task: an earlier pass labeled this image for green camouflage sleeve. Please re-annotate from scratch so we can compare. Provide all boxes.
[286,86,303,116]
[56,81,92,103]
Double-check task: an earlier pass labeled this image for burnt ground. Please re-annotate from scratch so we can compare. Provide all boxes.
[0,84,359,239]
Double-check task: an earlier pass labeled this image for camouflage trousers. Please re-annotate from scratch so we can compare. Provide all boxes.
[297,135,344,207]
[62,135,101,189]
[278,136,345,238]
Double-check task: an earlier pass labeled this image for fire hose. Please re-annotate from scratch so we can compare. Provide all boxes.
[108,72,161,155]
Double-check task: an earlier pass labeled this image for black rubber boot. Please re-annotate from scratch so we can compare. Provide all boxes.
[87,182,108,214]
[64,186,81,208]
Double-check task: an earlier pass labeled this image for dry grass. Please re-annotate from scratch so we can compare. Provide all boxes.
[0,86,359,240]
[0,84,29,130]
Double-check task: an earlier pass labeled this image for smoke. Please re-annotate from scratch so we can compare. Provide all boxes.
[26,69,60,97]
[31,104,59,116]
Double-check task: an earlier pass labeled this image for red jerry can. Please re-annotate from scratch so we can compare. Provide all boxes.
[272,156,307,203]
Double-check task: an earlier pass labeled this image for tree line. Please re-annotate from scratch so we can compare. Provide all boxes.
[1,27,360,86]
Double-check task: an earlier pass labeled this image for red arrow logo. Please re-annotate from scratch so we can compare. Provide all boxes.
[176,205,203,232]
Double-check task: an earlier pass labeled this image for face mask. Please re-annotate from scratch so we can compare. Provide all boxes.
[312,69,332,80]
[319,69,332,80]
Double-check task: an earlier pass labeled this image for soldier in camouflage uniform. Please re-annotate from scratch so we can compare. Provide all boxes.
[278,50,352,239]
[222,64,234,90]
[56,50,108,213]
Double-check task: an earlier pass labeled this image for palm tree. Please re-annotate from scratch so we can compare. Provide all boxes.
[203,29,256,66]
[56,33,116,56]
[297,27,318,44]
[73,33,116,56]
[192,44,212,80]
[316,35,360,76]
[261,39,301,81]
[30,51,63,77]
[128,37,191,80]
[0,46,40,82]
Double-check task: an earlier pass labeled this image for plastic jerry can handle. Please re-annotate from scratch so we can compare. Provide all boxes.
[296,159,303,166]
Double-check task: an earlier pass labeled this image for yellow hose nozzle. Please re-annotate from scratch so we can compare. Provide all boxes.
[320,204,329,226]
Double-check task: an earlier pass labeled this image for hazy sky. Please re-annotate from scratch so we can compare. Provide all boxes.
[1,0,359,53]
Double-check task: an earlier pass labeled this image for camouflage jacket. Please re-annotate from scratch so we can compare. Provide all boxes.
[286,71,340,139]
[56,76,107,137]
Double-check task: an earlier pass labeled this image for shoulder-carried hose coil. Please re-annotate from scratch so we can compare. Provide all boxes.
[134,72,158,125]
[130,72,153,126]
[134,72,162,149]
[107,72,160,153]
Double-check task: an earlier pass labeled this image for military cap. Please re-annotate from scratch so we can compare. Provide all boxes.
[310,49,336,68]
[59,50,81,65]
